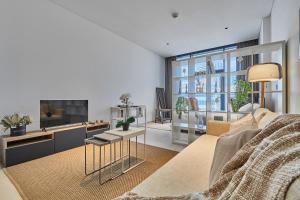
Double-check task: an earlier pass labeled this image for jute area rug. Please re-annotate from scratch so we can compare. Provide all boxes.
[4,142,177,200]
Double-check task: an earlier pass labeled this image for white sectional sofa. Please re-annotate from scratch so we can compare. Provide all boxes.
[133,134,218,196]
[131,108,300,199]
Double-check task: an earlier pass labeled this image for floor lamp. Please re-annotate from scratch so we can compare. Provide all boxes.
[247,63,282,108]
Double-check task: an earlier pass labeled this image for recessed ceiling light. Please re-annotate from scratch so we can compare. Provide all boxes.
[171,12,179,19]
[225,27,229,30]
[166,42,170,46]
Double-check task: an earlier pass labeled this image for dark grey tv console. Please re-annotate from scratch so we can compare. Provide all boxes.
[0,122,110,167]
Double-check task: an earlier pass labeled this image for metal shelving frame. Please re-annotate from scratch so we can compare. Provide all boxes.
[110,105,146,129]
[171,41,286,145]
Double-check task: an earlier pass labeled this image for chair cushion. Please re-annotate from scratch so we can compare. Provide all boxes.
[209,129,261,186]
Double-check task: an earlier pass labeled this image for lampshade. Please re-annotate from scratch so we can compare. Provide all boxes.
[247,63,282,82]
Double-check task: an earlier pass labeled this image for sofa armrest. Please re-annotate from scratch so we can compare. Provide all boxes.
[207,120,231,136]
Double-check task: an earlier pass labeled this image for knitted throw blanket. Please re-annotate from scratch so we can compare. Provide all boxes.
[116,114,300,200]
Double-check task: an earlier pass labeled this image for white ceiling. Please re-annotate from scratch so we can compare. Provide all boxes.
[50,0,274,57]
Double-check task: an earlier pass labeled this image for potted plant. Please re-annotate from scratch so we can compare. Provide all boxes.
[117,93,135,131]
[116,116,135,131]
[0,113,32,136]
[231,80,252,112]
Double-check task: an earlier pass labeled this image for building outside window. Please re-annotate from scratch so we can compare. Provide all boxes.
[176,45,238,112]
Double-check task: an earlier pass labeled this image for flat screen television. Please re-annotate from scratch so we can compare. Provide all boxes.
[40,100,88,129]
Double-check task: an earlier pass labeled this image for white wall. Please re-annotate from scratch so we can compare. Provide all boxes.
[259,16,274,111]
[0,0,165,131]
[267,0,300,113]
[259,16,271,45]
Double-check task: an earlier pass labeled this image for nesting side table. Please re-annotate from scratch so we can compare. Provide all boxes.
[84,133,122,184]
[84,127,146,184]
[104,127,146,173]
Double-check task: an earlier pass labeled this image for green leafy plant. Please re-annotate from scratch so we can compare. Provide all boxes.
[231,80,252,112]
[0,113,32,132]
[176,97,189,119]
[116,116,135,129]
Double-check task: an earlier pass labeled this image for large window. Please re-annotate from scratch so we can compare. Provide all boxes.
[176,45,237,61]
[171,40,286,145]
[173,40,257,113]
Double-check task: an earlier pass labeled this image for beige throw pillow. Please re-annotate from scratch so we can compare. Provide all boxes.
[209,129,262,187]
[220,114,258,137]
[253,108,269,119]
[255,111,267,123]
[258,111,280,129]
[238,103,260,112]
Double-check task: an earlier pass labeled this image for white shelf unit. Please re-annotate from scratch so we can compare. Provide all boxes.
[110,105,146,129]
[172,41,286,145]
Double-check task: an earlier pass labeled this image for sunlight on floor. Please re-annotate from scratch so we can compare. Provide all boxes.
[137,128,185,152]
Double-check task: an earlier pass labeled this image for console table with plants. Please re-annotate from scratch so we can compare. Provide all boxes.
[110,94,146,129]
[171,41,286,145]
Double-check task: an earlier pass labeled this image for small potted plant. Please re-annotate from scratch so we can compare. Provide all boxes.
[0,113,32,136]
[116,116,135,131]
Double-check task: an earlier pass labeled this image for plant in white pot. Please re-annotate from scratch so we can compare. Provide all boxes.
[0,113,32,136]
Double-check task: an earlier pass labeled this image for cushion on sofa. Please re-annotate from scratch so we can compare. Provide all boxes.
[258,111,280,129]
[255,111,267,123]
[253,108,269,118]
[238,103,260,112]
[286,175,300,200]
[229,114,258,133]
[207,120,231,136]
[209,129,262,186]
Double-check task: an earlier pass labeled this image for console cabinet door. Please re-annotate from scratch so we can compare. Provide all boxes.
[54,127,86,153]
[6,139,54,167]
